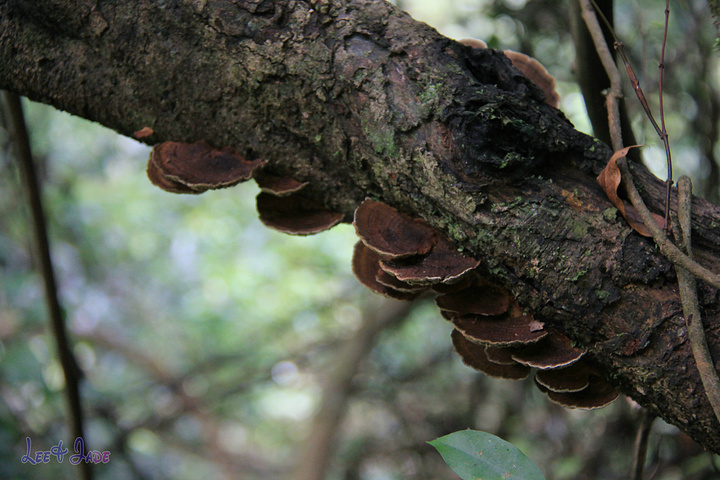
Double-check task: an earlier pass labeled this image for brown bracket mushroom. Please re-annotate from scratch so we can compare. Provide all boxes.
[509,330,585,369]
[435,279,511,316]
[451,329,531,380]
[256,191,345,235]
[352,198,618,410]
[451,313,548,347]
[485,345,521,365]
[375,267,428,294]
[353,198,438,260]
[253,170,309,196]
[378,237,481,286]
[352,199,480,285]
[534,360,595,393]
[147,157,198,194]
[147,140,265,194]
[351,241,425,301]
[535,374,620,410]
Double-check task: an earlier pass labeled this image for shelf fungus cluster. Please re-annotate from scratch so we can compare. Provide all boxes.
[145,142,617,410]
[146,140,345,234]
[351,199,618,410]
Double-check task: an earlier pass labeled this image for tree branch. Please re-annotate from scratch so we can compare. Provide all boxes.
[3,92,92,480]
[675,177,720,423]
[577,0,624,150]
[2,0,720,453]
[631,409,655,480]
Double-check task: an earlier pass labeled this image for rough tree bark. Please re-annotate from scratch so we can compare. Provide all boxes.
[2,0,720,453]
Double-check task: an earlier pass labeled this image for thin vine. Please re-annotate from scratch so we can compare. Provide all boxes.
[588,0,674,227]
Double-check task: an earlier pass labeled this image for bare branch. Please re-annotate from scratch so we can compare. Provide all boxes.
[675,176,720,423]
[3,92,92,480]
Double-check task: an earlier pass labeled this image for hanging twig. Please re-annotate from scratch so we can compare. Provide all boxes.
[658,1,673,228]
[3,92,92,480]
[588,0,674,225]
[674,176,720,424]
[631,409,656,480]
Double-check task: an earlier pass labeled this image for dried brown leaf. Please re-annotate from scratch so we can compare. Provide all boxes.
[133,126,154,138]
[596,146,665,236]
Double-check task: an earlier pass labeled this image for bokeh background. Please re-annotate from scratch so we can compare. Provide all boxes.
[1,0,719,479]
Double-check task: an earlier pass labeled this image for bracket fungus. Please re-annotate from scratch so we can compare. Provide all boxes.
[451,329,531,380]
[239,186,620,410]
[256,191,345,235]
[351,241,425,301]
[435,280,511,316]
[141,133,618,411]
[147,157,198,194]
[509,330,585,370]
[348,197,616,408]
[431,274,476,294]
[374,267,428,295]
[353,199,437,260]
[253,170,309,196]
[535,374,620,410]
[534,361,595,393]
[485,345,521,365]
[451,314,548,347]
[147,140,265,194]
[352,199,480,285]
[378,237,481,285]
[443,296,546,347]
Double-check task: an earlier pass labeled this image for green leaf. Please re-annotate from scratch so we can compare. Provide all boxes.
[428,430,545,480]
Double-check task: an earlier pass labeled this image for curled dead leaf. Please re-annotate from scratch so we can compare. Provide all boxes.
[133,126,154,139]
[596,146,665,236]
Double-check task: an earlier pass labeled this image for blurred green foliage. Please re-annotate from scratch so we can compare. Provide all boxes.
[1,1,719,479]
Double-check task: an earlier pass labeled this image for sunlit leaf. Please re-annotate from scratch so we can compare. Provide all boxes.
[429,430,545,480]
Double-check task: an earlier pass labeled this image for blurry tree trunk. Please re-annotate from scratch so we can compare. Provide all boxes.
[291,299,413,480]
[569,0,638,156]
[3,0,720,454]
